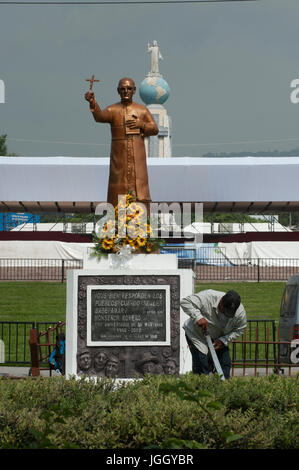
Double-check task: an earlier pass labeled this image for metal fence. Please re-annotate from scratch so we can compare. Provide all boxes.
[160,247,299,281]
[0,258,83,282]
[196,258,299,282]
[0,254,299,282]
[230,319,277,369]
[1,320,297,378]
[0,321,62,365]
[231,325,298,377]
[0,321,35,364]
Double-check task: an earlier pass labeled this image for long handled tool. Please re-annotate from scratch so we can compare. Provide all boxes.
[205,333,225,381]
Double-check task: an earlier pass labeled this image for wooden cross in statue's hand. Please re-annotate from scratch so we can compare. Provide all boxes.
[85,74,99,92]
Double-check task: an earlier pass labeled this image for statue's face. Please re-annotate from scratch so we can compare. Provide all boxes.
[94,352,108,371]
[118,79,136,103]
[142,361,155,374]
[105,360,118,378]
[164,361,176,375]
[78,352,92,371]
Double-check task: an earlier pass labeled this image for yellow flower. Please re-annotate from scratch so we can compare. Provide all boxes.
[102,238,114,250]
[146,224,153,236]
[146,242,153,252]
[137,237,146,247]
[132,239,140,250]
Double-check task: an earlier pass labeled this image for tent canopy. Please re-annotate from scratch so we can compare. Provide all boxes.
[1,156,298,213]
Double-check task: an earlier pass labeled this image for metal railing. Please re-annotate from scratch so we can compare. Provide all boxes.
[160,246,197,271]
[0,254,299,282]
[1,320,297,377]
[231,325,298,377]
[230,319,277,367]
[160,247,299,281]
[0,321,63,365]
[0,258,83,282]
[29,322,66,376]
[195,258,299,282]
[0,321,35,364]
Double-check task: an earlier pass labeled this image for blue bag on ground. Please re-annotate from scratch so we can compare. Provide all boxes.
[49,333,65,374]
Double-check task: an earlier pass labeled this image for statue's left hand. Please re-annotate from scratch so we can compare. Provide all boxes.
[126,117,144,131]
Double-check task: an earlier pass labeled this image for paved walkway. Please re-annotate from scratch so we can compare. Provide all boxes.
[0,365,298,379]
[0,366,59,378]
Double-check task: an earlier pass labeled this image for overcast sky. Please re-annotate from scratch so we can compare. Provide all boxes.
[1,0,299,157]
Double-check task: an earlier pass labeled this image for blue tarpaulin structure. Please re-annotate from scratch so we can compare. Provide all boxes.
[0,213,40,231]
[161,243,232,266]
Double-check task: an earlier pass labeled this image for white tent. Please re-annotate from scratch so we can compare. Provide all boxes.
[1,156,299,213]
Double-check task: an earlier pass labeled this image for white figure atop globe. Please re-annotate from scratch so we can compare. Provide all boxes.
[139,40,170,106]
[147,40,163,76]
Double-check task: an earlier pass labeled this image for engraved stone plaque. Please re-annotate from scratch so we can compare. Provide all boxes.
[87,286,170,346]
[76,274,181,378]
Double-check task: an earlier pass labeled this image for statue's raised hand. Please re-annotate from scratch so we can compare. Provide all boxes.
[85,91,96,110]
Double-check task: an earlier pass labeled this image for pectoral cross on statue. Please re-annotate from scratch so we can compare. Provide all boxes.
[85,74,99,92]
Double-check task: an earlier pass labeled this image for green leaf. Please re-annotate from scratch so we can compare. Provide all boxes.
[29,428,42,440]
[53,417,66,424]
[176,381,194,392]
[221,430,244,443]
[206,400,223,410]
[226,434,244,443]
[159,383,176,393]
[180,394,199,403]
[195,390,213,399]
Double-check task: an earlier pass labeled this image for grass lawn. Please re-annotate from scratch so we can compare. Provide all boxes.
[0,281,286,324]
[0,282,66,323]
[195,282,285,322]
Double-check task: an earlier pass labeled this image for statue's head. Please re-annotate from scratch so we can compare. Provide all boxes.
[117,77,136,103]
[105,355,119,378]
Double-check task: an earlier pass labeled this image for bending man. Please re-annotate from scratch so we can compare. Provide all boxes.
[181,289,247,379]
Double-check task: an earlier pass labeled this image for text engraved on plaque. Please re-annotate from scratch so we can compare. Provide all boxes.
[87,286,170,346]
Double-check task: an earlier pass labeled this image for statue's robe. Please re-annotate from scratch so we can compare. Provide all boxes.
[92,101,158,208]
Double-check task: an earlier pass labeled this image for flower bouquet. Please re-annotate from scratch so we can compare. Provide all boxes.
[91,194,165,261]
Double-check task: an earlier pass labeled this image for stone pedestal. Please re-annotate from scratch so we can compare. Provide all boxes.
[145,104,172,158]
[65,251,194,380]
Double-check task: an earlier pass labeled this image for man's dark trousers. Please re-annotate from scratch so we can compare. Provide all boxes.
[186,334,231,379]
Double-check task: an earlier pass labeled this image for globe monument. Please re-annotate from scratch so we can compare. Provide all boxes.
[139,41,172,158]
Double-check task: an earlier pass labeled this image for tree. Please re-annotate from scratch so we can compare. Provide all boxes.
[0,134,8,155]
[202,212,264,224]
[0,134,17,156]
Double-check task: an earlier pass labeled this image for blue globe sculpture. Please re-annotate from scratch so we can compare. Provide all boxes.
[139,76,170,105]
